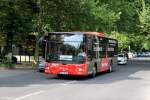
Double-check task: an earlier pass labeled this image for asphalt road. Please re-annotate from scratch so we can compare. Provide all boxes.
[0,59,150,100]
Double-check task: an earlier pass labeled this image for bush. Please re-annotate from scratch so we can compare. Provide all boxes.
[0,56,16,69]
[0,57,9,68]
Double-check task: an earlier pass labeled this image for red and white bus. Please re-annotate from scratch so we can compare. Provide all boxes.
[40,32,118,77]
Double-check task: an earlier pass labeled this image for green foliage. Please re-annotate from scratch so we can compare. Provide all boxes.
[129,34,144,51]
[0,0,36,56]
[0,57,9,68]
[138,4,150,35]
[0,0,150,54]
[143,40,150,50]
[0,34,6,46]
[33,0,120,33]
[0,0,34,34]
[2,57,9,65]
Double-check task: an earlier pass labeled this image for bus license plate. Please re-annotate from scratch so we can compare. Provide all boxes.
[59,72,68,75]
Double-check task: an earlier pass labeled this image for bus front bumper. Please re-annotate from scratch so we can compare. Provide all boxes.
[45,64,87,76]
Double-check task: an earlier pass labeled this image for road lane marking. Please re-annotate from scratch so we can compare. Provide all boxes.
[14,81,77,100]
[65,81,77,84]
[28,84,46,87]
[14,90,45,100]
[62,81,77,85]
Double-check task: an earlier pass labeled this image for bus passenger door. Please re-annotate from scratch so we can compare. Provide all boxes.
[86,36,94,75]
[100,38,109,71]
[93,36,101,73]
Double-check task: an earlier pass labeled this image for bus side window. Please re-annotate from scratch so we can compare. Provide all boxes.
[87,36,93,61]
[99,37,107,58]
[102,44,106,58]
[78,42,85,57]
[93,36,99,59]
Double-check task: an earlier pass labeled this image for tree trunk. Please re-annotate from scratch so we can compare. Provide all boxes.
[6,33,13,68]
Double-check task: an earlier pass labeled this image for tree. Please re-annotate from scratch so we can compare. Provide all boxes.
[0,0,35,67]
[136,0,150,36]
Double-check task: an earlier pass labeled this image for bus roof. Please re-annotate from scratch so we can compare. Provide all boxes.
[47,32,104,37]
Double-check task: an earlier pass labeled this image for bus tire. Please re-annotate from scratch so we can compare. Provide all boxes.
[57,74,68,79]
[57,74,63,78]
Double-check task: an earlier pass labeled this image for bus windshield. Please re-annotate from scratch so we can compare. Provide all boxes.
[46,33,85,64]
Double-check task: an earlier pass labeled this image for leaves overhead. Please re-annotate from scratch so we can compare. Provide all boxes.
[0,0,150,52]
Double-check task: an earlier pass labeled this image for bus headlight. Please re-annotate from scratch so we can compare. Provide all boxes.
[78,68,83,72]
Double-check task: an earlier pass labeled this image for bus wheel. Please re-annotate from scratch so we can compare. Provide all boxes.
[91,67,97,78]
[57,74,63,78]
[57,74,68,79]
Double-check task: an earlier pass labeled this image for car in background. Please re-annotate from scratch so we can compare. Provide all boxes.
[37,59,46,72]
[137,52,150,57]
[117,54,128,65]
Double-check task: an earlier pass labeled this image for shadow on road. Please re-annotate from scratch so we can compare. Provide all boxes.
[77,60,150,84]
[0,60,150,87]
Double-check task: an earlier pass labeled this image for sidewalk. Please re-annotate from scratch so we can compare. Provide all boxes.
[0,63,36,70]
[130,57,150,61]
